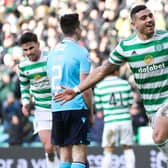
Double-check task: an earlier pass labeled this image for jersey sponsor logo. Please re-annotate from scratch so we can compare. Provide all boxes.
[34,74,42,80]
[138,63,165,73]
[33,79,50,88]
[138,55,165,73]
[144,55,154,65]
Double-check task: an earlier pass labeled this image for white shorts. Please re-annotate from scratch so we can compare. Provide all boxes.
[33,108,52,134]
[102,122,134,147]
[148,103,168,128]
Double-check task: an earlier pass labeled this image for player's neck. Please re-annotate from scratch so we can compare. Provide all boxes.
[137,32,154,41]
[64,34,78,42]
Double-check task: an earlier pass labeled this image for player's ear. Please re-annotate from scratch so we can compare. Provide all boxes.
[75,27,80,34]
[37,42,40,48]
[131,20,136,31]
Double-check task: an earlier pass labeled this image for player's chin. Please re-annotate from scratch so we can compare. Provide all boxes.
[29,56,38,62]
[146,30,154,37]
[29,58,35,62]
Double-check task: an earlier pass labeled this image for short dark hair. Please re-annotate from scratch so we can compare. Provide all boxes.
[130,5,147,19]
[60,13,80,35]
[19,32,38,45]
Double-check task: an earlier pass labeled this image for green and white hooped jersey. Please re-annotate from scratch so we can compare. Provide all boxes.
[109,30,168,115]
[18,51,51,110]
[94,76,133,124]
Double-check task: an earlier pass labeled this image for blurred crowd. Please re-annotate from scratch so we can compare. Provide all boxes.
[0,0,167,146]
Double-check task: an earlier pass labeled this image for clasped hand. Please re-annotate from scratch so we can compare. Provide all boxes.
[53,86,76,104]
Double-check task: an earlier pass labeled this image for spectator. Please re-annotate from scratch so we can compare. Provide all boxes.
[2,92,23,145]
[89,111,104,146]
[130,92,149,142]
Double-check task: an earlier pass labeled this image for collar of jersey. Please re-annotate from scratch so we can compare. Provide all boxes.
[62,38,77,43]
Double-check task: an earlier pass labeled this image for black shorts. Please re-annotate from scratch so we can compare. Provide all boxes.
[51,109,91,146]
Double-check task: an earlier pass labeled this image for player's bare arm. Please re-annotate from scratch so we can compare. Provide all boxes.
[78,61,117,92]
[80,73,94,127]
[54,61,118,103]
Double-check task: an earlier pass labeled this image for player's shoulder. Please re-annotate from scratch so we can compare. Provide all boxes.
[123,33,136,42]
[18,57,29,68]
[155,29,167,35]
[115,76,131,87]
[42,50,49,57]
[95,78,106,88]
[118,33,136,47]
[119,77,129,84]
[73,43,89,59]
[76,42,88,54]
[41,50,50,61]
[120,33,137,44]
[154,30,168,40]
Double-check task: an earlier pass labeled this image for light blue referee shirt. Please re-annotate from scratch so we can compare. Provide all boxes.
[47,38,91,112]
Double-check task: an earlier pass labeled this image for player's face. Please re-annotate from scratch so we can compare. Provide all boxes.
[21,42,40,62]
[132,8,155,39]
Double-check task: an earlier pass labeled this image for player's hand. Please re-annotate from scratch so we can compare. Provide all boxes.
[22,104,30,116]
[53,86,77,104]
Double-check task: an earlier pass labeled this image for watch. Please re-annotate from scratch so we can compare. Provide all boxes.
[73,86,81,94]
